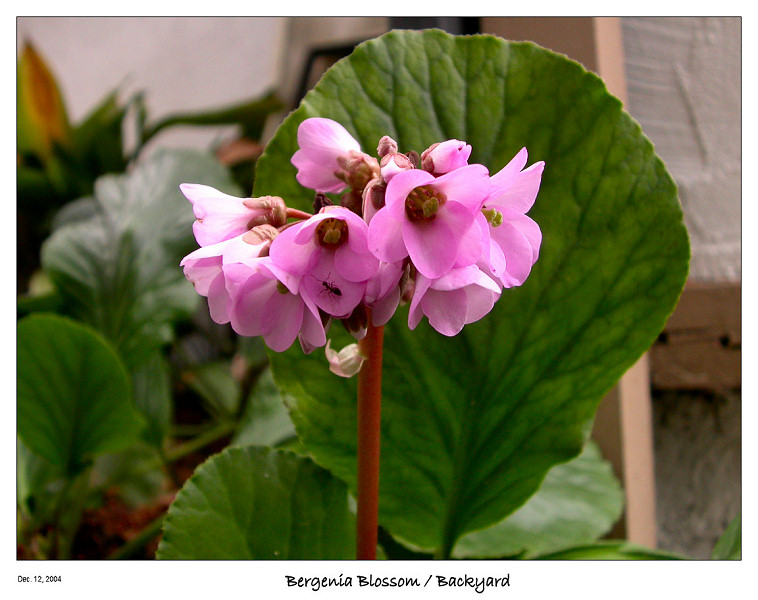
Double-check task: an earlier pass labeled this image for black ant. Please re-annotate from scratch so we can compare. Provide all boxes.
[315,273,342,297]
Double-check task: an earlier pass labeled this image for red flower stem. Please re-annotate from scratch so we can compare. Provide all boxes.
[355,316,384,560]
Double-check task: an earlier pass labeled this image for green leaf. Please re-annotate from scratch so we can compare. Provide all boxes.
[256,30,689,556]
[453,441,623,558]
[69,90,129,177]
[534,541,686,560]
[17,438,64,521]
[17,314,145,474]
[183,360,241,420]
[91,445,169,507]
[231,368,296,448]
[156,446,355,559]
[712,514,741,559]
[143,91,283,145]
[132,352,173,448]
[41,149,239,369]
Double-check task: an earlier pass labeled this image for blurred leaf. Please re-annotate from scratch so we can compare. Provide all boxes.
[91,445,169,507]
[534,541,686,560]
[17,41,70,158]
[257,30,690,556]
[712,514,741,559]
[453,441,623,558]
[132,352,173,448]
[17,290,64,318]
[50,196,99,231]
[17,438,64,521]
[183,360,240,419]
[17,314,145,475]
[156,446,355,559]
[231,368,296,448]
[143,91,283,145]
[41,149,239,369]
[69,90,129,177]
[17,163,58,212]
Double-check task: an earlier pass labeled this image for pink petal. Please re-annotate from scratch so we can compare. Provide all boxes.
[335,245,380,282]
[260,290,304,352]
[422,287,468,336]
[370,286,400,326]
[408,275,432,330]
[292,152,346,194]
[489,160,545,213]
[431,164,490,211]
[464,284,499,324]
[489,148,528,190]
[402,216,458,279]
[269,223,317,277]
[298,295,327,352]
[367,204,408,263]
[491,221,535,287]
[501,209,542,264]
[206,271,232,324]
[296,117,361,161]
[180,183,255,247]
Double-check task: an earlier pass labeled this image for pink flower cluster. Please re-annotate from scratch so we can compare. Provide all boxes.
[180,118,544,367]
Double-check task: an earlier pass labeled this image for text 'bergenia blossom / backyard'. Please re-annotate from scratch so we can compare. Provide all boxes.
[179,117,544,375]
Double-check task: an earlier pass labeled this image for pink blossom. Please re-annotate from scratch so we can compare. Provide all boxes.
[223,257,326,353]
[179,230,273,324]
[291,118,363,193]
[367,165,490,279]
[420,139,472,175]
[180,183,285,247]
[269,206,379,319]
[408,265,502,336]
[482,148,544,287]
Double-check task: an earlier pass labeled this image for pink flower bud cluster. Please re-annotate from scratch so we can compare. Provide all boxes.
[179,118,544,368]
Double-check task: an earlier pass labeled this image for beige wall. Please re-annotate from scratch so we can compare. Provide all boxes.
[622,17,741,283]
[17,17,287,152]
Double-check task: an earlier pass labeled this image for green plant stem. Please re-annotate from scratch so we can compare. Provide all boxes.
[355,317,384,560]
[107,514,165,560]
[88,420,236,500]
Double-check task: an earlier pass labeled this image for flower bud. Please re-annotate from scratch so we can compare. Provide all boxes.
[380,152,415,183]
[420,139,471,176]
[340,188,364,216]
[341,304,368,340]
[325,340,366,378]
[242,195,287,228]
[361,177,386,224]
[241,223,279,256]
[336,150,380,192]
[313,192,333,213]
[377,135,399,157]
[399,261,416,304]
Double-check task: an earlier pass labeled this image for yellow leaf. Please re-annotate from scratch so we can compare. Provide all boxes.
[18,41,70,157]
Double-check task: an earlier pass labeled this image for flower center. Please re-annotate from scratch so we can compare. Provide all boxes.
[405,185,445,222]
[481,207,504,227]
[315,217,349,249]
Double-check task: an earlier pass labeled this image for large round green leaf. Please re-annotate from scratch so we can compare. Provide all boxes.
[156,446,355,559]
[255,30,689,556]
[17,314,145,474]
